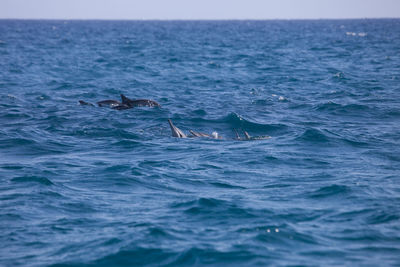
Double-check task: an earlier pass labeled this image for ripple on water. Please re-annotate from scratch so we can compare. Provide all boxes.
[170,197,256,219]
[295,128,331,143]
[314,101,376,117]
[308,184,351,199]
[11,175,54,186]
[1,19,399,267]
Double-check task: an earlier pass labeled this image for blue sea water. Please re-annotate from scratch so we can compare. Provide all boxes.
[0,19,399,266]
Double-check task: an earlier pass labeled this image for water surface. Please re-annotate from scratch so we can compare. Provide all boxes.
[0,19,399,266]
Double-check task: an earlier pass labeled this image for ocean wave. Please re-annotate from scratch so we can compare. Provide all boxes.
[314,101,373,116]
[220,112,289,133]
[11,175,54,186]
[70,127,140,139]
[111,139,142,147]
[171,197,255,218]
[308,184,351,199]
[295,128,331,143]
[1,19,399,267]
[209,181,246,189]
[69,246,261,267]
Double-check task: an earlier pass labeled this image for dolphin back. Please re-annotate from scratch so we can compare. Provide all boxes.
[121,94,160,107]
[189,130,211,138]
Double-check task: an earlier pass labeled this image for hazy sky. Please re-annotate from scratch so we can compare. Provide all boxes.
[1,0,399,20]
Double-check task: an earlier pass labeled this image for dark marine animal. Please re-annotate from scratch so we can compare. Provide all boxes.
[78,94,160,110]
[79,100,94,106]
[120,94,161,108]
[96,99,130,110]
[168,119,220,139]
[167,120,270,140]
[234,129,270,140]
[168,119,187,138]
[234,129,251,140]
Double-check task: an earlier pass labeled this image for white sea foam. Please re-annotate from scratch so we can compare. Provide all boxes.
[346,32,367,37]
[211,132,219,139]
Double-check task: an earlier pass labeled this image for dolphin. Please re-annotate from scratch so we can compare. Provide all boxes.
[168,121,269,140]
[168,120,222,139]
[121,94,161,108]
[79,99,130,109]
[234,129,270,140]
[97,99,120,107]
[189,130,211,138]
[234,129,251,140]
[79,94,160,110]
[96,99,131,110]
[79,100,94,106]
[189,130,221,139]
[97,99,122,107]
[243,131,251,140]
[168,119,187,138]
[234,129,241,140]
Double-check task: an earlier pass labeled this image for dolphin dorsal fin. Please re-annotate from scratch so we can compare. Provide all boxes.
[120,94,130,104]
[168,119,187,138]
[234,129,241,140]
[243,131,251,140]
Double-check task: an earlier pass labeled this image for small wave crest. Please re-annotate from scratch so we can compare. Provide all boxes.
[314,101,373,117]
[11,175,54,186]
[219,112,288,134]
[308,184,351,199]
[170,197,255,218]
[295,128,331,143]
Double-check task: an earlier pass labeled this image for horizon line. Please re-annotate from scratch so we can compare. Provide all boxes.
[1,17,399,21]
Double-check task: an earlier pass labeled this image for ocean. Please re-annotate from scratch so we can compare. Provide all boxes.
[0,19,399,266]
